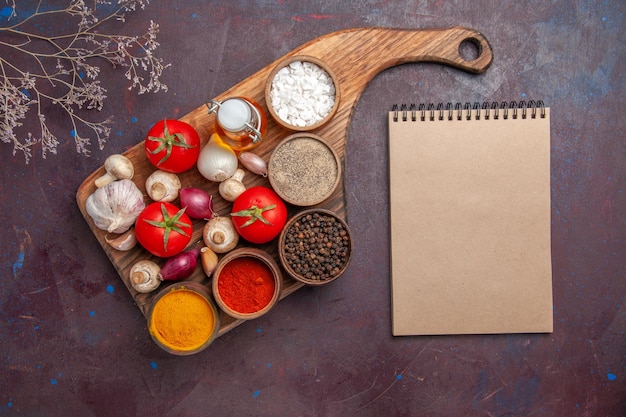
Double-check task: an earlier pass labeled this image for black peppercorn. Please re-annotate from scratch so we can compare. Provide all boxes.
[281,211,351,282]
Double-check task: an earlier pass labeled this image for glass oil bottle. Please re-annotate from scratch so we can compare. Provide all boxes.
[206,97,267,152]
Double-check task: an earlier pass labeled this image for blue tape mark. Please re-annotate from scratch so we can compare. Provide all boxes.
[12,251,24,277]
[1,6,13,17]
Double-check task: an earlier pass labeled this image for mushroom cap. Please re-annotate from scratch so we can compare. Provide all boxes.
[104,154,135,179]
[203,217,239,253]
[145,170,181,202]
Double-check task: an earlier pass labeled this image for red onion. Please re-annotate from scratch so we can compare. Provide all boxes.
[179,188,215,219]
[159,247,201,281]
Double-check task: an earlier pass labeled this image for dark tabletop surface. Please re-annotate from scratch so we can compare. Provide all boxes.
[1,1,624,416]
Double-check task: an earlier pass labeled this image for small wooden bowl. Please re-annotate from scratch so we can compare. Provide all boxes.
[268,133,342,206]
[147,282,220,356]
[278,209,352,286]
[212,247,282,320]
[265,55,340,131]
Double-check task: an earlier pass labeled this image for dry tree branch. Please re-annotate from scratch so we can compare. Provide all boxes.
[0,0,170,163]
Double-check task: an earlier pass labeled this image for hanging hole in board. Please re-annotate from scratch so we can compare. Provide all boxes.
[458,38,482,62]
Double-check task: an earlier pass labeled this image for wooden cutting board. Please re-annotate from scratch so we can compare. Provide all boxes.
[76,26,494,338]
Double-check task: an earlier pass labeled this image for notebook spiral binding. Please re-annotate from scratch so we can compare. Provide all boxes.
[392,100,546,122]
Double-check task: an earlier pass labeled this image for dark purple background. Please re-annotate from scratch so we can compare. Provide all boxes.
[1,1,624,416]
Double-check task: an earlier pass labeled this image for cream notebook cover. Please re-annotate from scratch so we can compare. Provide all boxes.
[388,102,553,336]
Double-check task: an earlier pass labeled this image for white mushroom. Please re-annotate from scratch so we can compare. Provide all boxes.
[95,154,135,188]
[219,169,246,202]
[129,260,162,293]
[145,170,181,202]
[203,216,239,253]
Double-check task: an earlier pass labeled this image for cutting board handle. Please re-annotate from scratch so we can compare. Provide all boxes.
[295,26,494,79]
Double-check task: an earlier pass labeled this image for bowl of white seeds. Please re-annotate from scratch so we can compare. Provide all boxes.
[265,55,340,131]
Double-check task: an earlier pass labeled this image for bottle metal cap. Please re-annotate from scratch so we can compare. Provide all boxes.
[217,98,251,132]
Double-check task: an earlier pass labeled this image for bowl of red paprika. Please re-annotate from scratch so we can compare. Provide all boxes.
[212,247,283,320]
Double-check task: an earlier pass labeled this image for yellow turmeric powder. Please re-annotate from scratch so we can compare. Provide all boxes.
[149,288,216,352]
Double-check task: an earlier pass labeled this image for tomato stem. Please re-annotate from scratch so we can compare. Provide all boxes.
[143,204,191,253]
[231,204,276,227]
[147,120,196,165]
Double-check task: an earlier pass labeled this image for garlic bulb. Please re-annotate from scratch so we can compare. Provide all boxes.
[197,133,238,182]
[129,260,162,293]
[219,169,246,202]
[145,170,181,202]
[86,179,145,234]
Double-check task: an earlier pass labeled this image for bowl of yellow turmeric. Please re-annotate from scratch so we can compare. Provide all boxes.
[147,282,220,356]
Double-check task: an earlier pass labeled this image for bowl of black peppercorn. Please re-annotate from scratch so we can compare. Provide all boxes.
[278,209,352,286]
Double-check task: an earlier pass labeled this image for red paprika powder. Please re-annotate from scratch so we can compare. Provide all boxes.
[217,257,275,314]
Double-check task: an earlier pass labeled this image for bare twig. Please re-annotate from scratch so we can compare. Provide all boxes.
[0,0,170,163]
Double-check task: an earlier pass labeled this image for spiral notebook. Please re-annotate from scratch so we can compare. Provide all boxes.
[388,101,553,336]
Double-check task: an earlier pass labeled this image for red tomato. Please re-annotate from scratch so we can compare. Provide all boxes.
[144,119,200,173]
[230,186,287,244]
[135,202,193,257]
